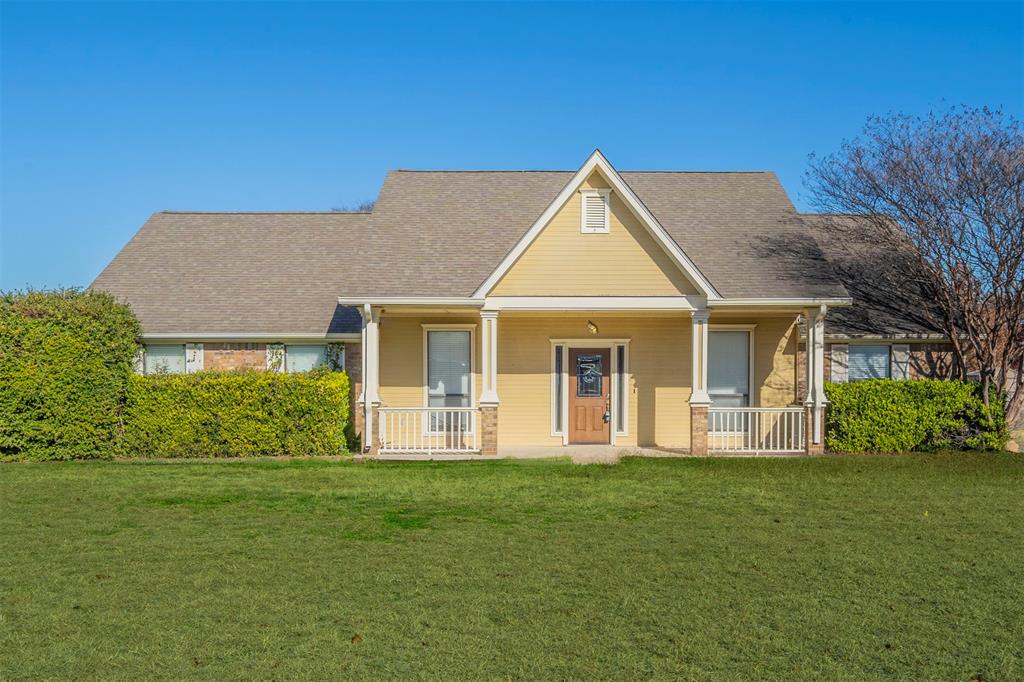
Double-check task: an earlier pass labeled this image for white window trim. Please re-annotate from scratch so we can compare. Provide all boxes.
[580,188,611,234]
[142,343,188,375]
[422,325,477,432]
[708,324,757,407]
[844,342,894,382]
[283,343,331,374]
[549,338,631,445]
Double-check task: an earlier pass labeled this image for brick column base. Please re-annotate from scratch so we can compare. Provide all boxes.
[805,405,826,455]
[480,406,498,456]
[690,404,709,456]
[368,404,381,456]
[352,397,365,446]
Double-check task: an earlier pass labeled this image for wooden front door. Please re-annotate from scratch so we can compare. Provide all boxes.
[569,348,611,444]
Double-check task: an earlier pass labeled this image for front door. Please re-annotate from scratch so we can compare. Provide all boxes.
[569,348,611,444]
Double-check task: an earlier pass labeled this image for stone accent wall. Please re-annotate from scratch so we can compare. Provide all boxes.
[795,342,831,403]
[480,406,498,456]
[204,343,268,372]
[690,405,708,455]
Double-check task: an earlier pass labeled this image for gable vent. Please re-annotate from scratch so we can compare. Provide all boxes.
[580,190,610,234]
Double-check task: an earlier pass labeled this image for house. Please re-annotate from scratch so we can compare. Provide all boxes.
[92,151,954,456]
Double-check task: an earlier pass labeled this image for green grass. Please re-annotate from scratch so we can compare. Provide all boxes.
[2,454,1022,680]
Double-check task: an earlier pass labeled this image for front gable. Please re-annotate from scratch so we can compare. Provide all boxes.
[490,172,699,296]
[475,150,720,300]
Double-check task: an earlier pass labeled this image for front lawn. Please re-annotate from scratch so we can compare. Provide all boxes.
[1,454,1021,680]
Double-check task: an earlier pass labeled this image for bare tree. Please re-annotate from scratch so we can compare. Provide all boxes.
[331,199,376,213]
[807,106,1024,423]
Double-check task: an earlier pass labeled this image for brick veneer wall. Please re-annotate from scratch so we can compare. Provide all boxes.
[345,342,364,442]
[908,343,956,380]
[797,341,956,395]
[204,343,268,371]
[198,341,364,446]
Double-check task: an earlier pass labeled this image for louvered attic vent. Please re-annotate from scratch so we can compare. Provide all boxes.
[580,189,610,234]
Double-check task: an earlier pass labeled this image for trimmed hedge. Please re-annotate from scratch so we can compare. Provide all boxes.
[825,379,1008,453]
[120,369,350,458]
[0,289,142,461]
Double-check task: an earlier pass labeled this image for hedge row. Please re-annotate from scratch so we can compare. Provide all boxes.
[825,379,1008,453]
[121,370,350,458]
[0,289,352,461]
[0,289,141,461]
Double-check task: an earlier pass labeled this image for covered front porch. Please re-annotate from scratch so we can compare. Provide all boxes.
[348,296,831,457]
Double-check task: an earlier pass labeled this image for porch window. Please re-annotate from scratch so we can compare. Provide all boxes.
[427,330,472,408]
[143,344,186,374]
[708,330,750,407]
[552,345,564,434]
[848,345,890,381]
[615,344,627,435]
[285,345,327,373]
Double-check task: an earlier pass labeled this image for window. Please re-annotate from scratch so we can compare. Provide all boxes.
[848,345,890,381]
[285,345,327,373]
[615,344,626,435]
[426,330,472,408]
[708,331,751,407]
[580,189,610,233]
[575,354,603,397]
[552,345,564,434]
[144,344,186,374]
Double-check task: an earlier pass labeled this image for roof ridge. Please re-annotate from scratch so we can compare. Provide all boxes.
[156,210,372,215]
[800,212,875,218]
[392,169,773,174]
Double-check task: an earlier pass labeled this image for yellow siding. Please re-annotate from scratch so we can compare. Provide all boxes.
[490,173,699,296]
[377,315,481,407]
[375,311,799,449]
[496,314,691,448]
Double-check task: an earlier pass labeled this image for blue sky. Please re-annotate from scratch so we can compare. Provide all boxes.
[2,1,1022,289]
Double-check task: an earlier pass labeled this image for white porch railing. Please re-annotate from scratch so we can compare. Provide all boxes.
[378,408,480,454]
[708,407,805,454]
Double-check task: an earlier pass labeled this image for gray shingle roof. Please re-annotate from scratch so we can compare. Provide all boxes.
[350,169,848,299]
[92,169,853,337]
[800,214,947,337]
[92,212,370,335]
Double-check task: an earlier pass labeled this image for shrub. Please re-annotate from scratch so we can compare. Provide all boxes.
[825,379,1008,453]
[0,289,141,461]
[120,369,350,458]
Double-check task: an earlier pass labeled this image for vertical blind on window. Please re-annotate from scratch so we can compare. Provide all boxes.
[848,345,890,381]
[144,345,186,374]
[286,345,327,373]
[708,331,750,407]
[427,331,471,408]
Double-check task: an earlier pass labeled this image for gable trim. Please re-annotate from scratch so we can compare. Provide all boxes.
[472,150,722,300]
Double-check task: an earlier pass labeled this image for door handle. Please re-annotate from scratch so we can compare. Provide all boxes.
[603,411,611,423]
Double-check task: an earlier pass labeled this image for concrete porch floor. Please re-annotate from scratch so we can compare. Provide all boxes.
[364,445,807,464]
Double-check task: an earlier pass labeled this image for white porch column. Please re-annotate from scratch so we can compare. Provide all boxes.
[689,309,711,405]
[479,309,499,406]
[689,309,711,455]
[360,304,381,453]
[804,305,827,447]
